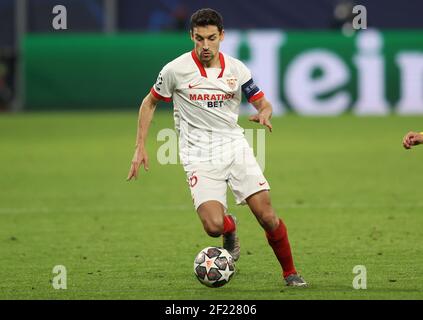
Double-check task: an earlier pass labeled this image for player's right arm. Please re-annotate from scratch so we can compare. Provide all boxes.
[127,63,175,180]
[403,131,423,149]
[127,92,160,180]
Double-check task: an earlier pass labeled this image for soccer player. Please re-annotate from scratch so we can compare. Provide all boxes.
[127,8,307,287]
[403,131,423,149]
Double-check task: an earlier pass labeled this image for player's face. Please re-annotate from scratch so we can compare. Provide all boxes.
[191,26,224,66]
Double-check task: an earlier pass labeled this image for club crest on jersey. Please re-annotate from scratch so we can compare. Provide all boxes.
[226,77,237,90]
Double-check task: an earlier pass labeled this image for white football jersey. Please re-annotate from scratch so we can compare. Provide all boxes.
[151,50,264,166]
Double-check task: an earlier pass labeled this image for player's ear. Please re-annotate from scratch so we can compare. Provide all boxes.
[220,29,225,42]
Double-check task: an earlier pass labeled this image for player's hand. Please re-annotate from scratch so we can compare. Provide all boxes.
[127,147,149,180]
[249,110,272,132]
[403,131,423,149]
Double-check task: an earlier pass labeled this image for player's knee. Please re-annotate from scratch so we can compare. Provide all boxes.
[203,220,224,237]
[204,225,223,237]
[258,210,279,230]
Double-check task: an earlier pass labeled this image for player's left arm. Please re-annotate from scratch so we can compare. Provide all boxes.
[249,96,273,132]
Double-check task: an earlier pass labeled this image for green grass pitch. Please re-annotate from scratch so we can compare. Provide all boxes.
[0,111,422,299]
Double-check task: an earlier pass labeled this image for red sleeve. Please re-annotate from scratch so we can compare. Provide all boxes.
[150,87,172,102]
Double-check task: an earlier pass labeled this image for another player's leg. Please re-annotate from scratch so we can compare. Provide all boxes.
[197,201,240,261]
[245,190,307,287]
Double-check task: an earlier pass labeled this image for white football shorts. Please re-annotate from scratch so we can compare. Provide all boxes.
[184,139,270,211]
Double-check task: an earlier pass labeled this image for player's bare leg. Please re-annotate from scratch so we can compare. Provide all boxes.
[197,200,240,261]
[246,190,307,287]
[197,200,225,237]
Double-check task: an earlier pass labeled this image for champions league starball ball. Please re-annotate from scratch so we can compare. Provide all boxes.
[193,247,236,287]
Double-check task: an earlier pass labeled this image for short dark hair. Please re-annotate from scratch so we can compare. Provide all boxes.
[190,8,224,33]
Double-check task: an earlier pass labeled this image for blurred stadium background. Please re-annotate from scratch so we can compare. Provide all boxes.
[0,0,422,113]
[1,0,423,300]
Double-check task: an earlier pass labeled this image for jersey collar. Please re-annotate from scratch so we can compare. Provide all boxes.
[191,50,225,78]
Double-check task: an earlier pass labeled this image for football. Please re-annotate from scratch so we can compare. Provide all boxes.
[193,247,236,287]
